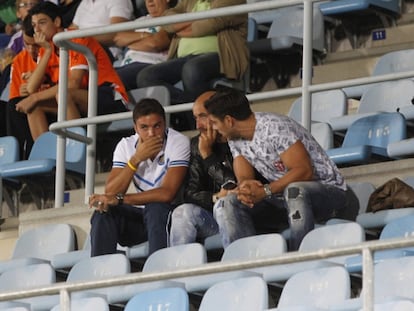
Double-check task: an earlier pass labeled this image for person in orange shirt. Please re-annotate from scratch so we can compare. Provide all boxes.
[15,2,129,140]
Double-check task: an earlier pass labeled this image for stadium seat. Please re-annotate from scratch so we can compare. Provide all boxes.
[0,127,86,211]
[346,214,414,273]
[248,4,325,88]
[124,287,189,311]
[51,233,91,271]
[387,137,414,158]
[257,222,365,283]
[0,136,20,218]
[105,85,171,132]
[0,223,75,275]
[343,49,414,98]
[51,297,109,311]
[326,112,406,166]
[361,299,414,311]
[356,176,414,229]
[0,263,57,311]
[329,79,414,132]
[288,89,347,124]
[273,266,351,310]
[319,0,400,49]
[198,276,268,311]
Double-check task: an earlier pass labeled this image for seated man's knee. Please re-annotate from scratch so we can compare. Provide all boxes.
[171,203,193,221]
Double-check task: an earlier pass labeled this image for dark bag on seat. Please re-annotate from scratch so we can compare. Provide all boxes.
[367,178,414,213]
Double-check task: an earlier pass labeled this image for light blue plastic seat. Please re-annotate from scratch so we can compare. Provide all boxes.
[198,276,268,311]
[0,127,86,210]
[105,85,171,132]
[0,263,57,311]
[346,214,414,273]
[343,49,414,98]
[0,223,75,275]
[387,137,414,158]
[51,297,109,311]
[361,299,414,311]
[288,89,347,124]
[319,0,400,49]
[273,266,351,310]
[0,136,19,217]
[330,79,414,132]
[356,176,414,229]
[124,287,189,311]
[327,112,406,165]
[257,222,365,283]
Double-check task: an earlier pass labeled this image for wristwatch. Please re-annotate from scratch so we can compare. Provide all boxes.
[263,184,272,198]
[116,193,124,205]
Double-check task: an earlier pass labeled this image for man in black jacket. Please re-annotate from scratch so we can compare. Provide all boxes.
[169,90,239,246]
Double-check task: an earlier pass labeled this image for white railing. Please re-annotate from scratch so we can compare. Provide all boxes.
[1,237,414,311]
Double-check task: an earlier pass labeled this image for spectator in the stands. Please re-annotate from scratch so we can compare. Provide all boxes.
[0,0,18,48]
[7,15,41,157]
[88,98,190,256]
[136,0,249,105]
[169,90,234,246]
[7,0,41,55]
[205,88,349,251]
[70,0,134,61]
[15,2,129,140]
[0,48,14,137]
[114,0,173,91]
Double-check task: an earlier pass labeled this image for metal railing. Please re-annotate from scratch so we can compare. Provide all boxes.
[1,236,414,310]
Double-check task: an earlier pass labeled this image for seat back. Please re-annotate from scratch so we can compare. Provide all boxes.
[199,276,268,311]
[0,136,19,166]
[127,85,171,126]
[358,79,414,115]
[143,243,207,273]
[348,181,376,215]
[66,253,130,282]
[12,223,75,260]
[221,233,287,262]
[51,297,109,311]
[28,127,86,175]
[299,222,365,264]
[364,300,414,311]
[342,112,406,149]
[373,49,414,76]
[380,214,414,240]
[124,287,189,311]
[311,122,334,150]
[266,5,325,52]
[0,263,55,291]
[277,266,351,309]
[288,89,347,124]
[374,256,414,302]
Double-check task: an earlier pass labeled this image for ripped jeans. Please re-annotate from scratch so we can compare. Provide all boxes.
[214,181,346,250]
[169,203,219,246]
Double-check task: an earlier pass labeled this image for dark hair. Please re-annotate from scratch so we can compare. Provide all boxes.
[204,88,252,121]
[29,1,61,21]
[133,98,166,123]
[22,15,34,37]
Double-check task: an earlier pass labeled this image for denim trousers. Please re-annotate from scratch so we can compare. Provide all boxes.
[90,202,173,256]
[136,53,221,104]
[169,203,219,247]
[214,181,347,251]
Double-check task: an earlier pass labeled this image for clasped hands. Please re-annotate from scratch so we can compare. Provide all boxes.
[236,180,267,207]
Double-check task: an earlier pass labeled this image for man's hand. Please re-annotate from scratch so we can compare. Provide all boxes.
[34,32,51,50]
[89,194,117,213]
[199,123,216,159]
[134,135,163,163]
[237,179,266,207]
[16,94,38,113]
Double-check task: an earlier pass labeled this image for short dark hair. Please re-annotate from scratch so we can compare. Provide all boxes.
[204,88,252,121]
[133,98,166,123]
[29,1,61,21]
[22,15,34,37]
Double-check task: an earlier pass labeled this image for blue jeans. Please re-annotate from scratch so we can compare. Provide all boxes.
[214,181,346,250]
[169,203,219,246]
[136,53,221,104]
[214,193,289,248]
[90,202,173,256]
[116,62,151,91]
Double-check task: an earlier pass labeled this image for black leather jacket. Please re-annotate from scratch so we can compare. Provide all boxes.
[183,135,235,212]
